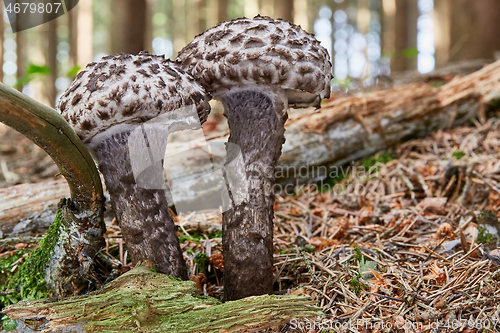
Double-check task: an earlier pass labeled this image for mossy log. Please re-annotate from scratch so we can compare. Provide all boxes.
[3,262,322,333]
[0,83,105,296]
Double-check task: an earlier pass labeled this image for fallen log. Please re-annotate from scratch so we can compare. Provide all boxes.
[279,59,500,179]
[0,179,68,237]
[3,261,322,333]
[2,60,500,225]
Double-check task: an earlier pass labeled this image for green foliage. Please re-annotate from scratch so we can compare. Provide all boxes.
[477,226,495,244]
[15,63,51,88]
[0,250,29,306]
[178,229,222,244]
[352,244,363,262]
[452,151,466,160]
[331,77,353,90]
[317,152,394,193]
[1,315,17,331]
[360,152,394,171]
[403,47,419,58]
[349,273,368,296]
[66,65,82,78]
[194,253,210,273]
[0,209,63,308]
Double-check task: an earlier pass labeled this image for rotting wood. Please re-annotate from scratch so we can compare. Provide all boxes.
[0,179,68,237]
[3,262,322,333]
[280,59,500,179]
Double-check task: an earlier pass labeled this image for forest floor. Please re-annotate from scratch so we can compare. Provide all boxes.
[1,105,500,332]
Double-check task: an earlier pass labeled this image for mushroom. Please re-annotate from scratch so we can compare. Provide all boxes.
[58,51,211,279]
[176,16,332,300]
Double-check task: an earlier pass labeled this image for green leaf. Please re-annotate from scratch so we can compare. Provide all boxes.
[452,151,466,160]
[403,47,419,58]
[26,64,51,75]
[359,260,378,277]
[2,317,17,331]
[66,65,82,77]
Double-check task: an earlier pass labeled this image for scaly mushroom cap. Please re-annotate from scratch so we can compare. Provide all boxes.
[176,15,332,108]
[58,51,211,147]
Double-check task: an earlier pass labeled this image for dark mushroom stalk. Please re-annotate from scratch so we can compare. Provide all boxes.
[177,16,332,300]
[58,52,211,278]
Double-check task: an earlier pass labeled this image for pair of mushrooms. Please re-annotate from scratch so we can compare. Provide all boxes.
[59,16,332,301]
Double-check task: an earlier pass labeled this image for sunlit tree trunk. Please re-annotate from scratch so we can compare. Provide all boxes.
[274,0,293,21]
[293,0,308,30]
[433,0,451,68]
[16,31,26,92]
[186,0,205,42]
[111,0,147,54]
[172,0,186,57]
[244,0,259,18]
[382,0,396,62]
[46,19,57,107]
[69,0,93,67]
[260,0,273,18]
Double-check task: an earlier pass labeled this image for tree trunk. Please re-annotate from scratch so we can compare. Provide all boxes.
[46,19,58,107]
[274,0,293,21]
[448,0,500,62]
[293,0,309,31]
[172,0,186,57]
[15,31,26,92]
[391,0,417,72]
[217,0,228,23]
[110,0,147,54]
[433,0,451,68]
[69,0,94,67]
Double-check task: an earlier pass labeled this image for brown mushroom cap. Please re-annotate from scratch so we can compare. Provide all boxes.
[176,15,333,108]
[58,51,211,147]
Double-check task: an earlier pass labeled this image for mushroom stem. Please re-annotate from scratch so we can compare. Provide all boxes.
[221,89,287,301]
[94,130,188,279]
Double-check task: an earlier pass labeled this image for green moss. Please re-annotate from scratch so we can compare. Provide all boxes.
[452,151,466,160]
[360,152,394,170]
[352,244,364,262]
[2,209,63,307]
[0,250,29,307]
[349,273,368,296]
[476,225,498,244]
[318,152,394,193]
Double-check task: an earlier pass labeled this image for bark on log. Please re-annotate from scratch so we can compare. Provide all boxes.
[3,262,322,333]
[0,179,68,237]
[2,60,500,227]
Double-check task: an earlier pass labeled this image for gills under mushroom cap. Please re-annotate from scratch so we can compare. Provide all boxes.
[58,51,211,147]
[176,15,333,108]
